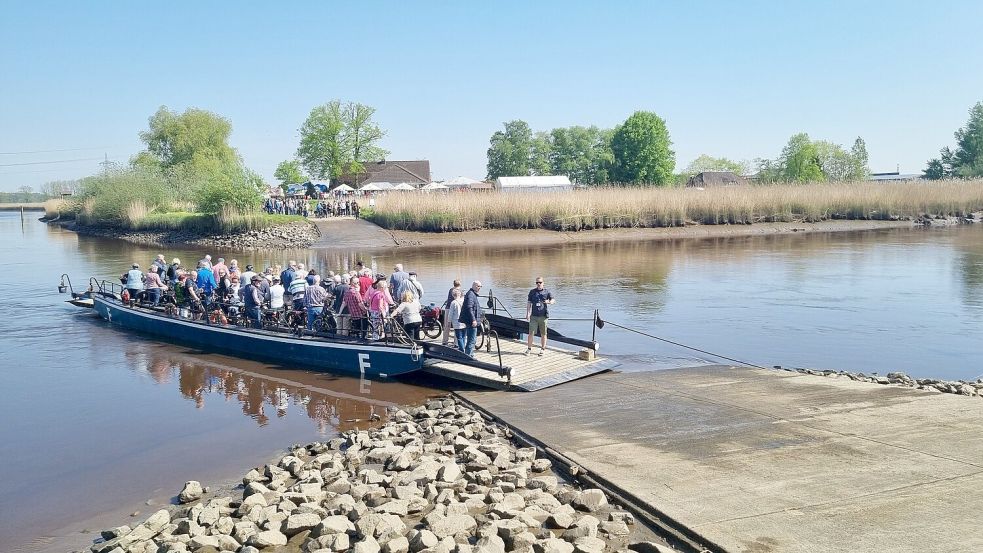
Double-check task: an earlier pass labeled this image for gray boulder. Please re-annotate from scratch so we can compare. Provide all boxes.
[178,481,204,504]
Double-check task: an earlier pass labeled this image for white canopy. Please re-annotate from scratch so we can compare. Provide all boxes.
[421,182,448,190]
[393,183,416,191]
[333,184,354,193]
[442,176,482,187]
[373,182,395,190]
[359,183,383,191]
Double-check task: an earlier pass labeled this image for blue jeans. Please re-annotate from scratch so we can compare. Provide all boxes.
[464,325,478,357]
[146,288,161,306]
[247,306,262,329]
[307,306,323,330]
[455,328,466,351]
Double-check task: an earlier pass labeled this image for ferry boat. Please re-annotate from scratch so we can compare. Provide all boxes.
[89,287,425,379]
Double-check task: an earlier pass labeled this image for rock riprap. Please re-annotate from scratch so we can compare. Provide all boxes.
[788,368,983,398]
[89,397,661,553]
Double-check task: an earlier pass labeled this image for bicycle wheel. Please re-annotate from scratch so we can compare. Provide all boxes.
[475,321,486,351]
[422,319,442,339]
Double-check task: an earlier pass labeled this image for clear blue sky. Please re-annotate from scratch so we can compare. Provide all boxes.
[2,1,982,192]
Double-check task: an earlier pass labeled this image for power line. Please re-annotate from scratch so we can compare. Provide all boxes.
[0,147,107,155]
[0,157,106,167]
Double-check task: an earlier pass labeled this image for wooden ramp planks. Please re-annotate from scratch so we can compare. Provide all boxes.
[421,337,618,391]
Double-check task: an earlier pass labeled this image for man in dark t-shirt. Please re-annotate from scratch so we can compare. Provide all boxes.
[525,276,555,356]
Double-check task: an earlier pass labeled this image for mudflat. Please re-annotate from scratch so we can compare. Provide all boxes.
[316,219,918,250]
[461,365,983,553]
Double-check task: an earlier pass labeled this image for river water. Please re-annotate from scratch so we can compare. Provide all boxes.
[1,211,982,551]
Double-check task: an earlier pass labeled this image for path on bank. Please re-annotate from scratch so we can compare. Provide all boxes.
[312,218,398,249]
[461,365,983,553]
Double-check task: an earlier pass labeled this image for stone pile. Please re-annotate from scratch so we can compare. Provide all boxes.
[88,397,672,553]
[69,220,321,250]
[788,367,983,398]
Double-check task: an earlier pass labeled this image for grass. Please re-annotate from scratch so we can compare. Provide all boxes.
[365,180,983,232]
[131,209,305,234]
[43,198,74,219]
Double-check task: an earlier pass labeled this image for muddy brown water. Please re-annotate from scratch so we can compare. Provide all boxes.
[1,212,983,551]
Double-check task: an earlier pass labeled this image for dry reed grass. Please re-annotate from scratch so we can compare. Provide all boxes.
[42,198,71,219]
[367,180,983,232]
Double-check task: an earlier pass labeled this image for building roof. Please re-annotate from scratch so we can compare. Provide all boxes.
[340,160,431,186]
[442,176,482,187]
[494,176,572,188]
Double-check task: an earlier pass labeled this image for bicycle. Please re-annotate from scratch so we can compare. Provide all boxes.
[420,305,443,339]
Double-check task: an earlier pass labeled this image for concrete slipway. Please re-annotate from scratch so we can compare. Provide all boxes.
[459,365,983,553]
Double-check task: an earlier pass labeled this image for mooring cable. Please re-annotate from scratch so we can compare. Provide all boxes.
[599,318,775,371]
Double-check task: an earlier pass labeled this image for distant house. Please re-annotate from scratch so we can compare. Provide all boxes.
[493,176,573,192]
[338,160,431,187]
[686,171,748,188]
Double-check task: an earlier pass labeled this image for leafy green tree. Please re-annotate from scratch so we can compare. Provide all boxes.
[849,137,870,180]
[549,126,614,185]
[486,120,534,178]
[341,102,389,176]
[777,133,824,182]
[530,132,553,176]
[297,101,345,180]
[274,160,306,185]
[927,101,983,179]
[683,154,749,176]
[193,165,264,214]
[297,100,389,182]
[139,106,238,170]
[609,111,675,185]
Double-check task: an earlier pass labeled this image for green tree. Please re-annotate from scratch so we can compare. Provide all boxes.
[297,100,389,182]
[486,120,534,179]
[341,102,389,176]
[297,101,345,180]
[849,137,870,181]
[530,132,553,176]
[777,133,825,182]
[609,111,675,185]
[683,154,749,176]
[139,106,238,170]
[549,126,614,185]
[274,160,306,185]
[949,102,983,177]
[193,165,264,214]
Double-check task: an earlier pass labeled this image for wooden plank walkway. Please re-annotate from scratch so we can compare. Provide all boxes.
[421,337,618,391]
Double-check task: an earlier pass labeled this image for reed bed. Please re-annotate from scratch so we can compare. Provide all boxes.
[366,180,983,232]
[42,198,72,219]
[131,208,304,234]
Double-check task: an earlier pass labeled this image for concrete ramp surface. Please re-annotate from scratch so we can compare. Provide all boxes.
[462,366,983,553]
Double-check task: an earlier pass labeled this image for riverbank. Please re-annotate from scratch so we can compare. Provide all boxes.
[83,396,672,553]
[56,219,321,250]
[378,216,967,250]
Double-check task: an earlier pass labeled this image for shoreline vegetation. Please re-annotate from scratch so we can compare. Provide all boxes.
[366,180,983,232]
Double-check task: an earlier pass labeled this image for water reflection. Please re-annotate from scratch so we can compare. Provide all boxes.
[124,346,433,433]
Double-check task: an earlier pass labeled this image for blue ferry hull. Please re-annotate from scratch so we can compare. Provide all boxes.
[92,296,423,379]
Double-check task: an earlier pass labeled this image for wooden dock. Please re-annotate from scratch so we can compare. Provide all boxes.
[421,337,618,391]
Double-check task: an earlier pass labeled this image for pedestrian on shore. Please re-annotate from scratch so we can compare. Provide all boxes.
[441,279,462,345]
[459,281,483,357]
[525,276,555,356]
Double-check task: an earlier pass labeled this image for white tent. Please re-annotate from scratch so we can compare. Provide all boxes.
[442,176,482,188]
[421,182,448,190]
[393,183,416,191]
[493,176,573,191]
[333,184,354,193]
[373,182,395,190]
[359,183,383,192]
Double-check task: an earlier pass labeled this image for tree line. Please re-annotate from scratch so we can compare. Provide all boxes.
[486,112,871,185]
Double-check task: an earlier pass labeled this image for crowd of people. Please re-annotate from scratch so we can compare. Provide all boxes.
[263,196,361,219]
[118,256,562,359]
